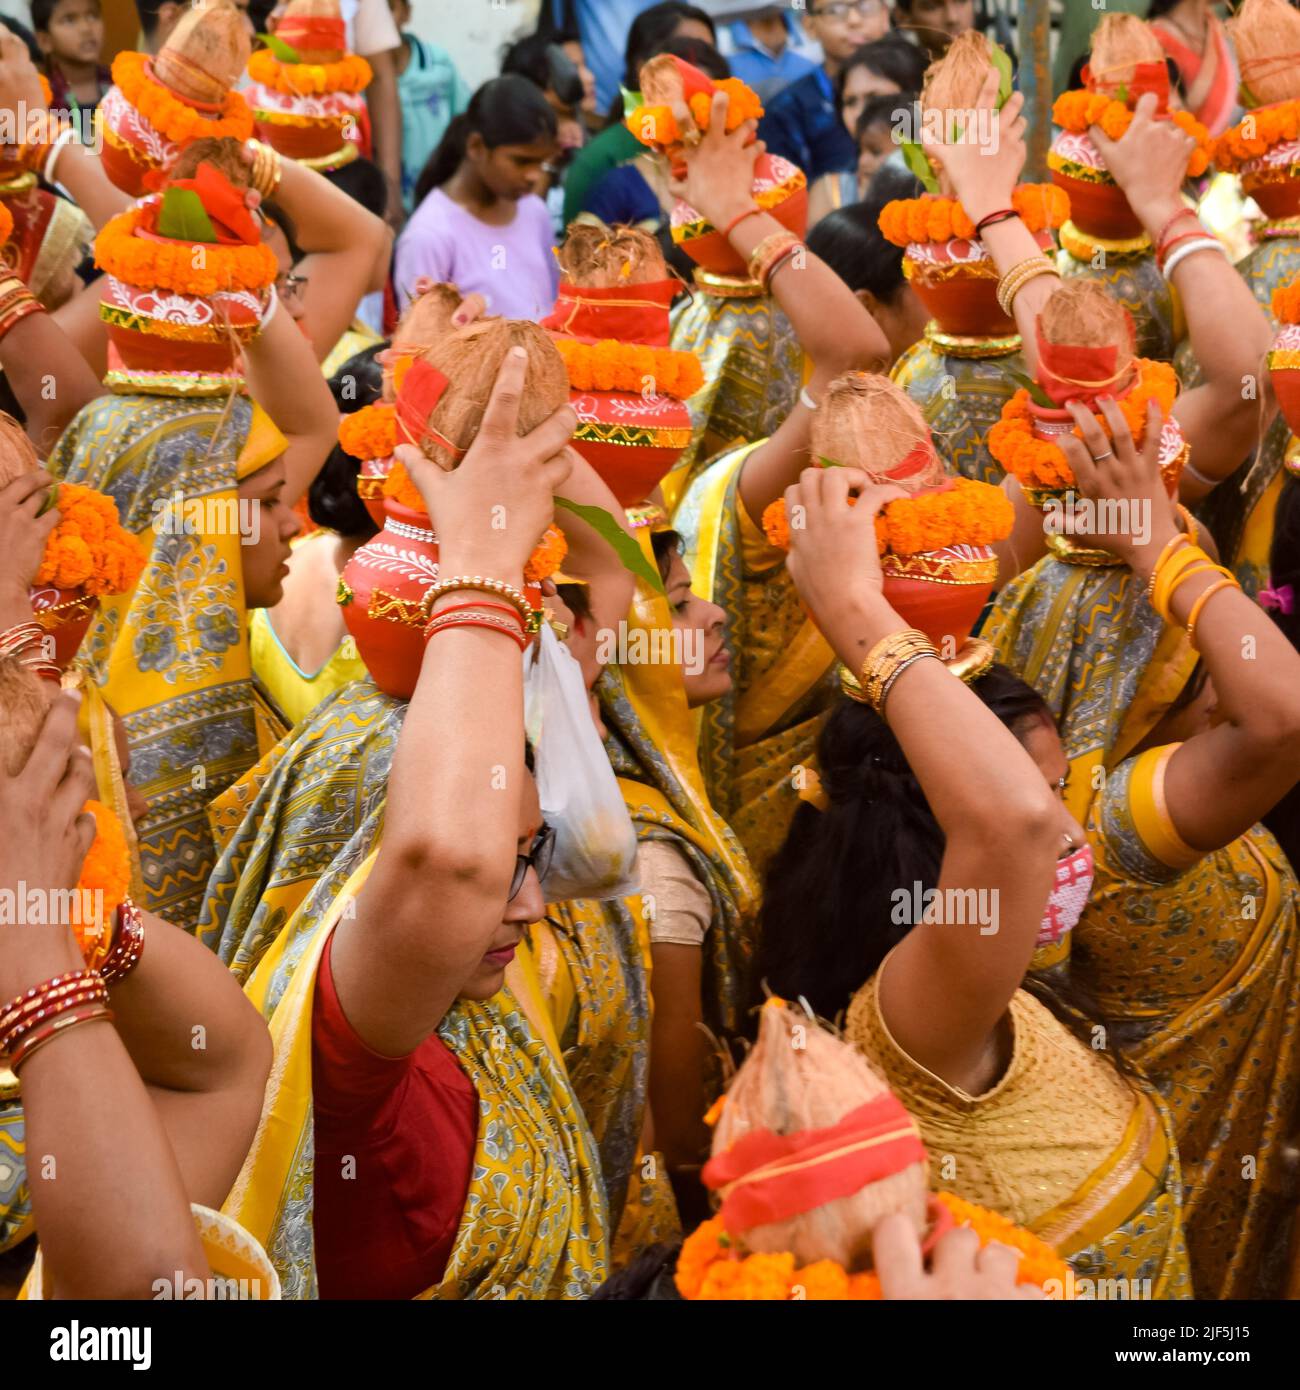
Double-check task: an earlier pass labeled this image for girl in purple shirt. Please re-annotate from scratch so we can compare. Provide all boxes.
[395,74,561,321]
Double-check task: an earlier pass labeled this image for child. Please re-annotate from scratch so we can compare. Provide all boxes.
[856,92,913,196]
[32,0,109,117]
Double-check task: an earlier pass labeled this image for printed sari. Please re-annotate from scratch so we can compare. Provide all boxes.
[987,556,1300,1298]
[222,850,609,1299]
[673,441,838,870]
[50,393,287,930]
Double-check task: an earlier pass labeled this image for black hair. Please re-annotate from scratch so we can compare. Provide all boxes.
[557,580,592,625]
[856,90,912,141]
[501,33,585,108]
[609,1,719,121]
[1146,0,1179,16]
[30,0,76,34]
[132,0,172,38]
[307,347,384,541]
[658,34,730,84]
[838,35,929,111]
[323,156,388,221]
[650,528,683,584]
[247,0,277,35]
[0,13,42,60]
[806,164,922,305]
[413,74,558,205]
[754,664,1130,1067]
[1262,475,1300,869]
[261,199,301,265]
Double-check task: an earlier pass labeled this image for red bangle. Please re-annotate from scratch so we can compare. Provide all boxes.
[1154,207,1200,252]
[10,1002,114,1074]
[424,612,530,651]
[425,600,525,628]
[100,900,146,987]
[1157,228,1210,269]
[973,207,1017,234]
[721,206,762,240]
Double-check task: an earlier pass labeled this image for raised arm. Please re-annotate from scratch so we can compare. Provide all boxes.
[1064,399,1300,853]
[784,467,1059,1088]
[0,694,207,1299]
[1091,95,1276,495]
[0,288,103,453]
[329,351,576,1055]
[669,91,891,520]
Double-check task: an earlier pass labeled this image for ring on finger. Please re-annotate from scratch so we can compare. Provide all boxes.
[1091,450,1114,462]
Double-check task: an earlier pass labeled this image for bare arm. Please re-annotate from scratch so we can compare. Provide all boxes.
[0,303,103,453]
[329,353,576,1055]
[785,468,1059,1091]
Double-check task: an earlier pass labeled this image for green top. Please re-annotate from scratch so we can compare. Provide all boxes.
[562,122,644,227]
[1053,0,1151,94]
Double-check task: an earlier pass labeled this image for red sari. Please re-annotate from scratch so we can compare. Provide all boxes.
[1153,15,1240,137]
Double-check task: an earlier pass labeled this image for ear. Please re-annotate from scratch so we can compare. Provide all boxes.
[465,131,487,162]
[855,287,882,318]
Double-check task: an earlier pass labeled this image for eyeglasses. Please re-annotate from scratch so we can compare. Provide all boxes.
[509,822,556,901]
[813,0,884,19]
[276,270,308,301]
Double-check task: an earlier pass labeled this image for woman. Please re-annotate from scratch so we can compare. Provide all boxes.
[755,463,1193,1298]
[1149,0,1240,137]
[395,75,559,319]
[48,142,339,930]
[668,92,892,869]
[986,396,1300,1299]
[221,348,611,1300]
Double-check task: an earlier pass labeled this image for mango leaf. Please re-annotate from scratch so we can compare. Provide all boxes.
[258,32,300,63]
[621,85,643,118]
[1005,368,1057,410]
[1115,82,1129,106]
[158,187,217,244]
[899,138,939,194]
[990,41,1014,109]
[36,481,59,517]
[553,497,665,594]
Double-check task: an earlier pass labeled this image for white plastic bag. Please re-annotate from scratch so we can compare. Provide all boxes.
[523,625,640,901]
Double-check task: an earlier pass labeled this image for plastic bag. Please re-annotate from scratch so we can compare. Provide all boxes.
[523,625,640,901]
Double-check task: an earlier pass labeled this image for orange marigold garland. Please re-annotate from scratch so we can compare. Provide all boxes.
[1052,89,1211,177]
[761,477,1014,558]
[0,201,13,250]
[878,184,1069,248]
[1272,281,1300,325]
[95,204,278,296]
[34,482,147,597]
[247,47,372,96]
[676,1193,1070,1301]
[1214,100,1300,172]
[75,798,131,967]
[625,77,763,149]
[338,403,398,461]
[111,50,254,144]
[987,359,1178,490]
[554,337,705,399]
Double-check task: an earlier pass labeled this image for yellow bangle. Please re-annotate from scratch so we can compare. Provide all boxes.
[1186,577,1239,648]
[995,256,1059,316]
[1152,544,1213,621]
[843,628,940,714]
[1165,560,1235,620]
[1145,531,1190,600]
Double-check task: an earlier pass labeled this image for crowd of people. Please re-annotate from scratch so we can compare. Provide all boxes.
[0,0,1299,1311]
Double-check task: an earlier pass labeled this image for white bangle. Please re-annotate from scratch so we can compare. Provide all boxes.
[1161,237,1227,280]
[258,284,279,331]
[799,386,818,411]
[43,125,79,187]
[1182,457,1218,489]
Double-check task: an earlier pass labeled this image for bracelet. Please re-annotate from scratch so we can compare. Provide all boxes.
[1161,238,1227,280]
[2,983,108,1054]
[995,256,1060,316]
[1153,206,1199,252]
[245,138,283,201]
[764,243,803,292]
[721,206,762,239]
[1175,503,1199,547]
[424,612,530,650]
[0,973,108,1054]
[747,231,800,289]
[426,600,525,627]
[799,386,819,411]
[258,284,278,331]
[0,291,42,344]
[1156,228,1209,269]
[1151,542,1211,619]
[973,207,1017,235]
[0,620,45,658]
[877,651,939,712]
[10,1002,113,1074]
[1161,558,1237,623]
[99,900,145,987]
[0,969,97,1033]
[1187,577,1240,648]
[1144,531,1190,600]
[421,576,535,628]
[41,123,79,186]
[843,628,940,714]
[842,628,937,705]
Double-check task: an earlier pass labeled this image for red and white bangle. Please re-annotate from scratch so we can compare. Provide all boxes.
[99,900,146,987]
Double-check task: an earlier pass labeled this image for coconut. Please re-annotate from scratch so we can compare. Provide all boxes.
[392,283,464,355]
[1230,0,1300,107]
[273,0,348,65]
[166,136,254,189]
[154,0,252,104]
[921,29,996,118]
[1087,13,1166,97]
[708,1001,929,1271]
[811,374,947,493]
[413,319,570,470]
[555,222,668,289]
[0,411,40,488]
[1038,279,1135,373]
[0,654,52,778]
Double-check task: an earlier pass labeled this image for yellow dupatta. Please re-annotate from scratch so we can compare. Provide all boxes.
[50,393,287,929]
[224,849,609,1300]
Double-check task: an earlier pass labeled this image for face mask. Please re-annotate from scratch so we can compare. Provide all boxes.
[1038,843,1094,949]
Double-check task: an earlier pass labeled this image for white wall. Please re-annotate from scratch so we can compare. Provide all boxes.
[407,0,541,92]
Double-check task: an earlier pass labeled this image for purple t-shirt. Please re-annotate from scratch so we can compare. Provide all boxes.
[394,189,559,320]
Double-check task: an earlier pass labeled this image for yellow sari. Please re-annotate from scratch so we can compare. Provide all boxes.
[224,851,610,1299]
[988,556,1300,1297]
[49,393,287,929]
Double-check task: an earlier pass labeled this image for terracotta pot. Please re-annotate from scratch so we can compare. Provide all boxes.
[1269,322,1300,437]
[570,389,693,507]
[355,455,395,529]
[339,499,542,700]
[101,274,264,378]
[29,585,98,668]
[1049,130,1142,240]
[1241,136,1300,219]
[98,83,183,197]
[248,83,365,161]
[880,545,998,653]
[905,230,1055,338]
[672,153,807,276]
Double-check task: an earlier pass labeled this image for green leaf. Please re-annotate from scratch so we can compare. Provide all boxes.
[258,32,301,63]
[1005,369,1057,410]
[899,138,939,194]
[621,85,643,118]
[553,498,665,595]
[990,42,1014,109]
[1115,82,1129,106]
[158,187,218,244]
[36,481,59,517]
[816,455,843,469]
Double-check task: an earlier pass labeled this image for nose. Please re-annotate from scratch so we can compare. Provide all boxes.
[505,866,545,922]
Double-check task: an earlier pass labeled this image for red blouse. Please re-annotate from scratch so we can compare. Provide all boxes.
[311,931,479,1300]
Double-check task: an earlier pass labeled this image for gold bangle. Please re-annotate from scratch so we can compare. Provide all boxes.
[1175,503,1199,547]
[1186,577,1239,648]
[747,231,799,288]
[1152,544,1211,621]
[1145,531,1191,600]
[995,256,1059,316]
[247,139,283,201]
[850,628,939,714]
[877,651,940,713]
[421,575,534,627]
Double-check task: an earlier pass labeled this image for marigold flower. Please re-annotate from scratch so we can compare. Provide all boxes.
[247,47,372,96]
[34,482,146,597]
[76,798,132,955]
[877,186,1069,248]
[338,403,398,461]
[552,337,703,399]
[112,50,253,144]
